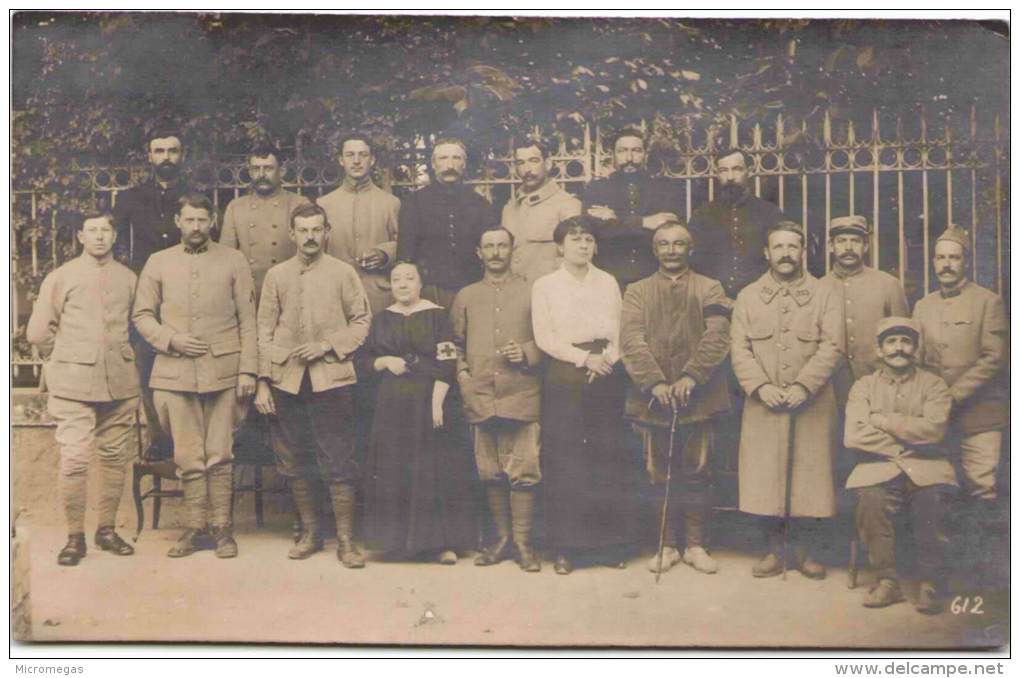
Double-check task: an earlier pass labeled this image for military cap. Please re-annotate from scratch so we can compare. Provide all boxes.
[829,215,870,238]
[935,225,971,253]
[875,316,920,344]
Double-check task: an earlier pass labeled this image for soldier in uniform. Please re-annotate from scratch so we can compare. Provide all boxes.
[319,133,401,315]
[500,137,581,284]
[621,221,732,575]
[133,193,257,558]
[731,221,842,580]
[451,227,544,572]
[27,211,140,565]
[219,143,310,302]
[844,317,955,614]
[819,215,908,409]
[581,128,682,289]
[255,203,372,567]
[913,227,1008,557]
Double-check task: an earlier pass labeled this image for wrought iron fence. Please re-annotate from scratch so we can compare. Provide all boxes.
[11,110,1010,385]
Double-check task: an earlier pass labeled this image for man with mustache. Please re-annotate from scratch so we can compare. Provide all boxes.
[620,221,732,575]
[113,127,190,460]
[844,318,955,613]
[819,216,908,410]
[133,193,257,558]
[913,227,1007,571]
[319,133,401,314]
[731,221,842,579]
[255,203,372,567]
[687,149,786,299]
[396,137,499,309]
[220,143,310,303]
[581,128,683,289]
[500,137,581,284]
[451,227,544,571]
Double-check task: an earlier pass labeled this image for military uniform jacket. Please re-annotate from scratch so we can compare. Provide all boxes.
[219,189,309,297]
[112,178,188,273]
[620,269,732,428]
[133,241,258,394]
[731,271,843,517]
[451,274,543,424]
[257,254,372,395]
[501,180,581,284]
[26,254,140,402]
[844,367,956,489]
[914,281,1008,435]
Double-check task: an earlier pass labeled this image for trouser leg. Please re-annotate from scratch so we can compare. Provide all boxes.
[856,483,904,582]
[959,430,1002,501]
[910,482,953,583]
[93,397,138,529]
[677,424,713,549]
[50,396,97,535]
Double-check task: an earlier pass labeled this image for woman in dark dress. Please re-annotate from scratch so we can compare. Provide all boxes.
[358,262,477,563]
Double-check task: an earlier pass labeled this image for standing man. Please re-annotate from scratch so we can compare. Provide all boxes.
[133,193,257,558]
[620,222,732,575]
[254,203,372,568]
[451,227,544,572]
[819,215,909,408]
[501,137,581,284]
[27,211,140,566]
[113,126,189,459]
[219,143,309,301]
[731,221,842,579]
[396,137,499,308]
[581,128,682,289]
[914,227,1008,541]
[845,318,955,613]
[319,133,401,314]
[687,149,786,299]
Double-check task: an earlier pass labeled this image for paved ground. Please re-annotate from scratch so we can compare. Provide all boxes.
[23,522,1008,650]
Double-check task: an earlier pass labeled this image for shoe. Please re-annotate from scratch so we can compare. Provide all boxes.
[211,526,238,559]
[516,544,541,573]
[288,531,323,560]
[94,527,134,556]
[683,546,719,574]
[337,536,366,569]
[915,581,943,615]
[794,548,827,580]
[438,549,458,565]
[554,554,573,575]
[57,534,86,566]
[474,537,513,566]
[647,546,682,573]
[863,578,905,608]
[167,529,203,558]
[752,552,783,578]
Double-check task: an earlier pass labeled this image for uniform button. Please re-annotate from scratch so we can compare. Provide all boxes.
[161,234,168,239]
[249,258,256,264]
[250,223,256,228]
[849,337,855,342]
[272,224,278,229]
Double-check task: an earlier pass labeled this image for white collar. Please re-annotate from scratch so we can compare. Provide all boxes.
[386,298,443,316]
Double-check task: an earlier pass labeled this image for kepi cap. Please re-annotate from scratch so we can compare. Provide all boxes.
[829,215,870,238]
[875,316,920,344]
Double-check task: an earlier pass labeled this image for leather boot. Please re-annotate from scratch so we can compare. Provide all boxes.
[208,465,237,558]
[682,508,718,574]
[288,478,323,559]
[794,545,827,580]
[57,533,86,566]
[168,477,207,558]
[95,526,134,556]
[915,581,943,615]
[863,578,905,608]
[510,488,541,572]
[329,482,365,568]
[475,484,513,566]
[751,519,784,578]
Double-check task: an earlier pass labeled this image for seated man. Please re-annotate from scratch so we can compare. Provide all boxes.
[844,317,956,614]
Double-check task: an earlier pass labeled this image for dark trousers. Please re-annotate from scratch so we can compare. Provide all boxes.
[269,375,359,482]
[856,475,955,582]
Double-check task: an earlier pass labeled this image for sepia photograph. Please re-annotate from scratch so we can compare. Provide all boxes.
[8,9,1011,657]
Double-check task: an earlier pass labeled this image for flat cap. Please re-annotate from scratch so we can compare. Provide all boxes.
[875,316,920,344]
[829,215,870,238]
[935,225,971,253]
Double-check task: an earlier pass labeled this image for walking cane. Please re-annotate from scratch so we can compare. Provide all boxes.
[654,401,680,584]
[781,410,796,580]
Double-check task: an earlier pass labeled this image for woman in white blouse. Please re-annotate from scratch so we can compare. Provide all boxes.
[532,216,640,575]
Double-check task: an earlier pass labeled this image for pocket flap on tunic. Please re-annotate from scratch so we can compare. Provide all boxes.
[796,327,821,342]
[270,345,292,364]
[746,325,774,340]
[210,338,242,357]
[53,343,98,364]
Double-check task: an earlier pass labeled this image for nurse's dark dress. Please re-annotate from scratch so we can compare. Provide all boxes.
[357,301,477,557]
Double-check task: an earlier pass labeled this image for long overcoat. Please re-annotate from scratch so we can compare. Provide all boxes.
[731,271,843,518]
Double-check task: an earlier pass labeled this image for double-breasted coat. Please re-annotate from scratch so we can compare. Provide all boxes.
[731,271,843,518]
